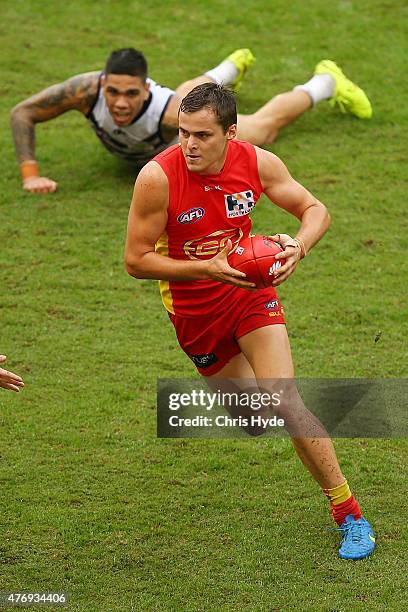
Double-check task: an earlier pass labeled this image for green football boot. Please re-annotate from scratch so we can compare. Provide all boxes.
[315,59,372,119]
[226,48,255,91]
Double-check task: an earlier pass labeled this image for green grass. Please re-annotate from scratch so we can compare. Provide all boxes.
[1,0,408,610]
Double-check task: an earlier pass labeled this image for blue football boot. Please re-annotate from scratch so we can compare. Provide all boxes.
[336,514,376,560]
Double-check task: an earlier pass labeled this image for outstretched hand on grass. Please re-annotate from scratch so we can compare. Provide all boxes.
[23,176,58,194]
[0,355,24,392]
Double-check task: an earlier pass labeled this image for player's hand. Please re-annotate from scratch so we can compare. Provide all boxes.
[0,355,24,392]
[268,233,302,287]
[206,240,256,289]
[23,176,58,193]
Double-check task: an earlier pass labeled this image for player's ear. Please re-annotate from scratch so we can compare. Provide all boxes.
[226,124,237,140]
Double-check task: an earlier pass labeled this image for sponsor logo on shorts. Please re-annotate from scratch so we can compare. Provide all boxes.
[177,207,205,224]
[264,299,279,310]
[183,228,243,259]
[190,353,218,368]
[268,261,282,275]
[225,191,255,218]
[268,307,284,318]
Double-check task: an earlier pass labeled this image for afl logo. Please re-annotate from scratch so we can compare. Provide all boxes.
[177,207,205,224]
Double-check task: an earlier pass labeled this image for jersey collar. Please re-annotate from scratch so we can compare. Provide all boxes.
[128,91,153,125]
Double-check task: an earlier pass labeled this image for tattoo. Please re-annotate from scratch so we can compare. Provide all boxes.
[10,112,36,162]
[10,72,100,162]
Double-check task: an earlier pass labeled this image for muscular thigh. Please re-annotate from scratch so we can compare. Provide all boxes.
[237,113,278,146]
[238,324,294,378]
[206,351,255,379]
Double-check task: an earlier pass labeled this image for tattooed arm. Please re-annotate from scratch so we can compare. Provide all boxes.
[10,71,100,193]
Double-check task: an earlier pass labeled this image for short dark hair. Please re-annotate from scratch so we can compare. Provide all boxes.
[179,83,237,132]
[105,48,148,81]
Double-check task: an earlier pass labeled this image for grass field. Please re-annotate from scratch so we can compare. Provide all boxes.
[1,1,408,610]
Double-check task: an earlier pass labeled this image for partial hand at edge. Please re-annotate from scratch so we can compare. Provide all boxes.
[0,355,25,392]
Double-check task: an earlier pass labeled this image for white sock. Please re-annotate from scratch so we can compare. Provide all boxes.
[204,60,239,86]
[294,74,335,105]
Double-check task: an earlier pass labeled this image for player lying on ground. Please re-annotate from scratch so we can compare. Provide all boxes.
[0,355,24,392]
[11,47,372,193]
[124,83,376,560]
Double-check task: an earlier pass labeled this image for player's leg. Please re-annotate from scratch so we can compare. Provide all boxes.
[237,324,376,559]
[237,61,372,146]
[202,320,346,484]
[237,89,312,145]
[175,48,255,99]
[237,325,347,487]
[205,350,271,437]
[207,350,255,379]
[175,76,212,100]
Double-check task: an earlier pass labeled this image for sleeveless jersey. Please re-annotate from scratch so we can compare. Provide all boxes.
[154,140,264,317]
[87,75,176,165]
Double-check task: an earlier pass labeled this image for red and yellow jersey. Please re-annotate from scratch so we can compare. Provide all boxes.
[154,139,264,317]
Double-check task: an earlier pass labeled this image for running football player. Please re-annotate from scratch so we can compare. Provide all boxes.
[125,83,376,560]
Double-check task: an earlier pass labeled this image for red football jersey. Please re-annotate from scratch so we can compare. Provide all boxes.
[154,140,264,317]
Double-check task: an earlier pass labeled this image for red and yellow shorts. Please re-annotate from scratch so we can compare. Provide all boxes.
[168,286,285,376]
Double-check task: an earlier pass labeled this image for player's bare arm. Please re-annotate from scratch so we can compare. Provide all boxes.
[10,71,100,193]
[159,93,183,142]
[256,146,331,286]
[161,94,182,129]
[125,162,254,288]
[157,93,181,142]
